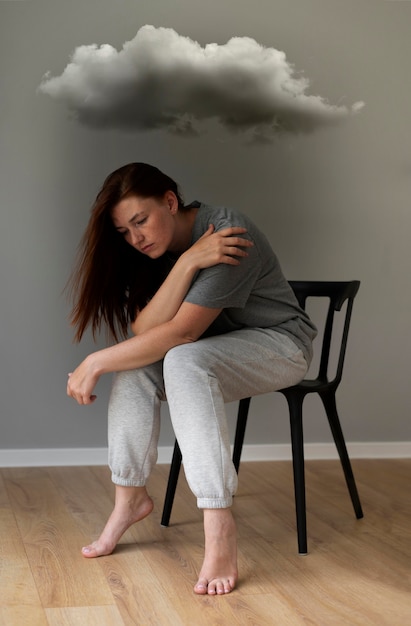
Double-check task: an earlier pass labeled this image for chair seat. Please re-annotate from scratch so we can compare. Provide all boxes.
[284,378,331,393]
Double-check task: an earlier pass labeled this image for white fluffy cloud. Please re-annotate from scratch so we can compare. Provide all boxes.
[39,25,364,140]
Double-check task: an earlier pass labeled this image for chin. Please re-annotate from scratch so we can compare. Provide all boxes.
[145,248,164,259]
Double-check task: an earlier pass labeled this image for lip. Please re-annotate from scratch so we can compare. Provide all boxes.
[141,244,153,254]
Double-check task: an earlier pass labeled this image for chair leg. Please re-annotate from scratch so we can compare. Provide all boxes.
[232,397,251,473]
[284,392,308,555]
[320,391,364,520]
[160,439,182,527]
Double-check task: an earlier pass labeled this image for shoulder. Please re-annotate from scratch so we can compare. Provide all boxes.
[191,202,272,254]
[193,202,254,233]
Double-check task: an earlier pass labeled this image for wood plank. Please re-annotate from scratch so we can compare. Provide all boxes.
[1,459,410,625]
[0,474,44,608]
[0,607,47,626]
[95,551,187,626]
[50,465,166,549]
[45,606,125,626]
[238,534,410,625]
[71,527,252,626]
[1,468,115,609]
[224,592,308,626]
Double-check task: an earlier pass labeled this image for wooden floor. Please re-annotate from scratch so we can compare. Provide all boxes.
[1,459,410,626]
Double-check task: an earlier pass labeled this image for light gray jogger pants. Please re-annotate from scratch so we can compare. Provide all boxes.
[108,328,308,509]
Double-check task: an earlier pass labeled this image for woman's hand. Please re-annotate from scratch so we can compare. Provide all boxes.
[182,225,253,271]
[67,354,101,405]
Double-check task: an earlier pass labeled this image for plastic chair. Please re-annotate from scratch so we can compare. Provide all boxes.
[161,280,364,554]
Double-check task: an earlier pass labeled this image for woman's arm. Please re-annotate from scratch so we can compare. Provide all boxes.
[67,301,222,405]
[131,225,252,335]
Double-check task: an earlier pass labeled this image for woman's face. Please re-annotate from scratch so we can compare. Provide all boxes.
[111,193,179,258]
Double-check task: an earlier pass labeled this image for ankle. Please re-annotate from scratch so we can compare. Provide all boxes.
[114,485,149,505]
[203,508,236,537]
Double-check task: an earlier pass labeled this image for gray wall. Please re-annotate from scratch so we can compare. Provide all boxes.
[1,0,410,452]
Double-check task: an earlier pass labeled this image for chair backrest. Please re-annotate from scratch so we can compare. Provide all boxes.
[289,281,360,387]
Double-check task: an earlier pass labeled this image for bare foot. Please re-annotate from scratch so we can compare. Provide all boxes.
[82,485,153,558]
[194,508,238,595]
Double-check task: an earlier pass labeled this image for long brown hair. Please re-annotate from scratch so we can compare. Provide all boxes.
[67,163,185,342]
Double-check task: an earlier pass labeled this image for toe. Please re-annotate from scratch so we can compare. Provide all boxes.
[81,542,111,558]
[224,579,234,594]
[195,576,236,595]
[194,578,208,595]
[215,581,225,595]
[81,545,98,558]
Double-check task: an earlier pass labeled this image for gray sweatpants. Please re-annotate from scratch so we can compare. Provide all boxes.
[108,328,308,509]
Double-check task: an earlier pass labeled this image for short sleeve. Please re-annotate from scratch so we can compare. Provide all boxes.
[184,243,262,309]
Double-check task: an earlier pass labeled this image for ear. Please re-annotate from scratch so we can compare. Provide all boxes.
[165,190,178,215]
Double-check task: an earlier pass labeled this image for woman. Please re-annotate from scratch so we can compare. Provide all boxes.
[67,162,317,595]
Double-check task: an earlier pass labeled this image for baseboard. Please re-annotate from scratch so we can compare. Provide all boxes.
[0,442,410,468]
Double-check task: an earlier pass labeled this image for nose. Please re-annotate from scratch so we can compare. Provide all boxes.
[130,229,144,247]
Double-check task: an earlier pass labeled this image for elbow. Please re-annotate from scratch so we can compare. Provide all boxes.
[131,318,147,336]
[167,324,200,348]
[130,315,140,335]
[165,317,203,346]
[176,331,198,345]
[182,332,198,344]
[164,332,197,361]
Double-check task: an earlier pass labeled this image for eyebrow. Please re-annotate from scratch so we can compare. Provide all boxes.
[127,212,142,224]
[114,212,142,229]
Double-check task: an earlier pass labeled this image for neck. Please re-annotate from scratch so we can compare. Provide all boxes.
[169,206,198,254]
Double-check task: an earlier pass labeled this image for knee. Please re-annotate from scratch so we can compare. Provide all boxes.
[163,344,189,377]
[164,342,209,382]
[111,363,164,396]
[111,369,137,389]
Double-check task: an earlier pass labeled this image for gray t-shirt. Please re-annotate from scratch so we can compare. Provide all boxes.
[184,202,317,364]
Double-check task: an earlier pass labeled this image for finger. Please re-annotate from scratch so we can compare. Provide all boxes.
[67,384,83,404]
[83,394,97,405]
[225,236,253,247]
[221,256,241,266]
[227,247,249,257]
[199,224,215,239]
[218,226,248,237]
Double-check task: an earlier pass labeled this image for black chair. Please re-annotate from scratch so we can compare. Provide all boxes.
[161,281,364,554]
